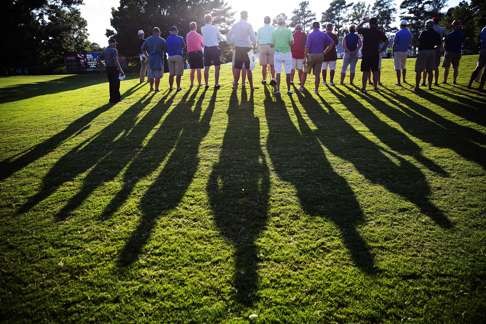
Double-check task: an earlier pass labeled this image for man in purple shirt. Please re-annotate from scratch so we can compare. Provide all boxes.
[303,21,333,93]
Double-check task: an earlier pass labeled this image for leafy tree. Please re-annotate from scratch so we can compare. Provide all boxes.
[400,0,448,42]
[348,1,371,26]
[108,0,234,57]
[444,0,480,51]
[321,0,353,35]
[371,0,396,32]
[273,13,289,26]
[0,0,89,73]
[290,1,316,31]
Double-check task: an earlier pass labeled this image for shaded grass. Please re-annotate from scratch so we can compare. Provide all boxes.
[0,56,485,322]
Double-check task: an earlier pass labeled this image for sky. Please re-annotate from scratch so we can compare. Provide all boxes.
[80,0,460,45]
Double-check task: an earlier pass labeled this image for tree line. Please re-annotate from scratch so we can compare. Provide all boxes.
[2,0,485,73]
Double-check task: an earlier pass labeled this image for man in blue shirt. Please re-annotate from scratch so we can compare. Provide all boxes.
[166,26,186,91]
[393,20,412,85]
[443,20,464,84]
[142,27,167,92]
[468,26,486,91]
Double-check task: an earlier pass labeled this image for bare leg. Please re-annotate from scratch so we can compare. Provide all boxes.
[248,69,254,90]
[434,67,439,85]
[215,65,220,86]
[372,70,379,90]
[233,68,241,87]
[403,69,407,83]
[314,67,321,91]
[169,74,174,89]
[362,71,369,92]
[453,66,459,84]
[275,73,281,93]
[242,68,247,87]
[322,69,327,84]
[270,65,276,81]
[290,69,295,84]
[149,78,154,91]
[396,70,401,85]
[428,69,433,89]
[262,65,267,82]
[341,72,346,84]
[190,69,195,87]
[286,73,291,92]
[443,67,449,83]
[197,69,202,85]
[204,66,210,86]
[415,71,421,91]
[298,69,304,85]
[330,69,335,84]
[350,72,355,85]
[155,77,161,91]
[176,75,182,90]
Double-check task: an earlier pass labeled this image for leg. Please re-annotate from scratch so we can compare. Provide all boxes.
[275,73,281,93]
[298,69,304,85]
[286,73,291,92]
[415,71,421,91]
[248,69,254,90]
[443,67,449,83]
[270,65,276,81]
[149,78,154,91]
[330,69,335,85]
[434,67,439,85]
[290,68,295,84]
[169,74,174,89]
[196,69,202,85]
[176,75,182,90]
[480,69,486,90]
[422,71,427,86]
[190,69,195,87]
[322,69,327,84]
[242,68,247,87]
[427,69,433,89]
[204,66,210,86]
[396,70,401,85]
[262,65,267,82]
[233,68,241,87]
[362,71,369,91]
[402,69,407,83]
[215,65,220,86]
[314,66,321,91]
[155,77,161,91]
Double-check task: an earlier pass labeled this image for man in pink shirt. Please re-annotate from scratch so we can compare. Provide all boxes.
[186,21,204,87]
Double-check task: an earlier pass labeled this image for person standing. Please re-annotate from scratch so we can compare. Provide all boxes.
[228,11,257,90]
[137,29,148,83]
[166,26,185,91]
[432,16,446,86]
[442,20,464,84]
[272,16,294,95]
[142,27,167,92]
[322,23,339,86]
[357,18,388,93]
[290,24,307,87]
[103,37,124,103]
[414,20,442,91]
[257,16,276,85]
[392,20,412,86]
[468,26,486,91]
[303,21,333,93]
[341,25,362,85]
[186,22,204,87]
[201,14,224,89]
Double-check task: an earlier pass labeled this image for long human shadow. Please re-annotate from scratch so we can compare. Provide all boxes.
[101,89,203,221]
[372,87,486,168]
[0,82,144,181]
[264,86,376,274]
[297,90,452,229]
[118,87,216,267]
[206,89,270,306]
[54,91,178,220]
[412,87,486,127]
[0,74,115,104]
[17,90,158,215]
[328,85,448,176]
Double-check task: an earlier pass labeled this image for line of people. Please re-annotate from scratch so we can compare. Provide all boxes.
[102,11,486,103]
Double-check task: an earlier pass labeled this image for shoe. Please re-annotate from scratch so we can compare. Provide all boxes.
[330,82,335,86]
[177,88,182,92]
[299,86,305,92]
[314,89,318,94]
[290,81,294,85]
[361,89,367,94]
[205,84,210,89]
[287,90,293,95]
[274,90,280,95]
[214,84,221,89]
[262,80,267,85]
[269,79,277,86]
[322,81,327,86]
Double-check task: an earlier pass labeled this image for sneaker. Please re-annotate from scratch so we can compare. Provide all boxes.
[314,89,318,94]
[269,79,277,86]
[322,81,327,86]
[274,90,280,95]
[330,82,335,86]
[287,90,293,95]
[299,86,305,92]
[177,88,182,92]
[262,80,267,85]
[214,84,221,89]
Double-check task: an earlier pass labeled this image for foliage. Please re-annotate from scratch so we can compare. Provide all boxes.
[371,0,397,32]
[348,1,372,27]
[290,1,316,31]
[321,0,353,35]
[108,0,234,57]
[444,1,480,51]
[0,0,90,73]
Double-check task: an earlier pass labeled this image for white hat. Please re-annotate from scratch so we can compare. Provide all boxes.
[137,29,144,35]
[400,20,408,26]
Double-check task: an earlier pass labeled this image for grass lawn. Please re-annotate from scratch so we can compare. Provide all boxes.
[0,55,485,322]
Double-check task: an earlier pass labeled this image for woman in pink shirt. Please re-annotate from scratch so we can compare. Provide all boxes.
[186,21,204,87]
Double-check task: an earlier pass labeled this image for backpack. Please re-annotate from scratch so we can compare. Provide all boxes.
[345,33,359,51]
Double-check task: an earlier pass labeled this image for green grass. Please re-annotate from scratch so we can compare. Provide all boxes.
[0,56,485,322]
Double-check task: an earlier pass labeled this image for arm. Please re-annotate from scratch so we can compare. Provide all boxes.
[357,37,362,50]
[114,49,124,75]
[343,35,349,52]
[250,25,257,47]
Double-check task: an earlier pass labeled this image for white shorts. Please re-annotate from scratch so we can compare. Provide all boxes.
[292,58,304,70]
[274,52,292,74]
[322,60,336,70]
[393,51,408,70]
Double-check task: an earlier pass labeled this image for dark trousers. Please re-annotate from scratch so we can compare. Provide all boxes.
[106,66,121,103]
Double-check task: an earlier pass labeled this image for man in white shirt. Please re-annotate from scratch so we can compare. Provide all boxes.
[201,14,224,89]
[228,11,257,90]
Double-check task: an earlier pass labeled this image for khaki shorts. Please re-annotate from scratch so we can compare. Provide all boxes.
[306,53,323,74]
[168,55,184,76]
[259,44,274,66]
[393,51,408,70]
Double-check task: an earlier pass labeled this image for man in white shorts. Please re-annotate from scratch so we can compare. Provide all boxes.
[322,23,339,86]
[272,16,294,95]
[393,20,412,85]
[290,24,306,86]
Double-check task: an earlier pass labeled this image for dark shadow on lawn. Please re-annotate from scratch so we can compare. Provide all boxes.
[0,73,117,104]
[17,89,159,215]
[298,90,452,229]
[264,86,376,274]
[54,91,179,220]
[328,85,448,176]
[413,87,486,127]
[207,89,270,306]
[374,87,486,168]
[0,82,144,181]
[118,87,215,267]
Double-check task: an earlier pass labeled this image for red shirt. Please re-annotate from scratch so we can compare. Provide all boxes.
[291,31,306,59]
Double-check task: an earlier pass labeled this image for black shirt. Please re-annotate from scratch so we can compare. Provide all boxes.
[418,29,441,50]
[324,32,339,61]
[357,27,388,57]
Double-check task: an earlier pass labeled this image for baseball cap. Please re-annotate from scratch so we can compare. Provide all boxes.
[400,20,408,26]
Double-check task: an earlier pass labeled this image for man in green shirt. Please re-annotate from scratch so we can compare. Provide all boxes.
[272,16,294,95]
